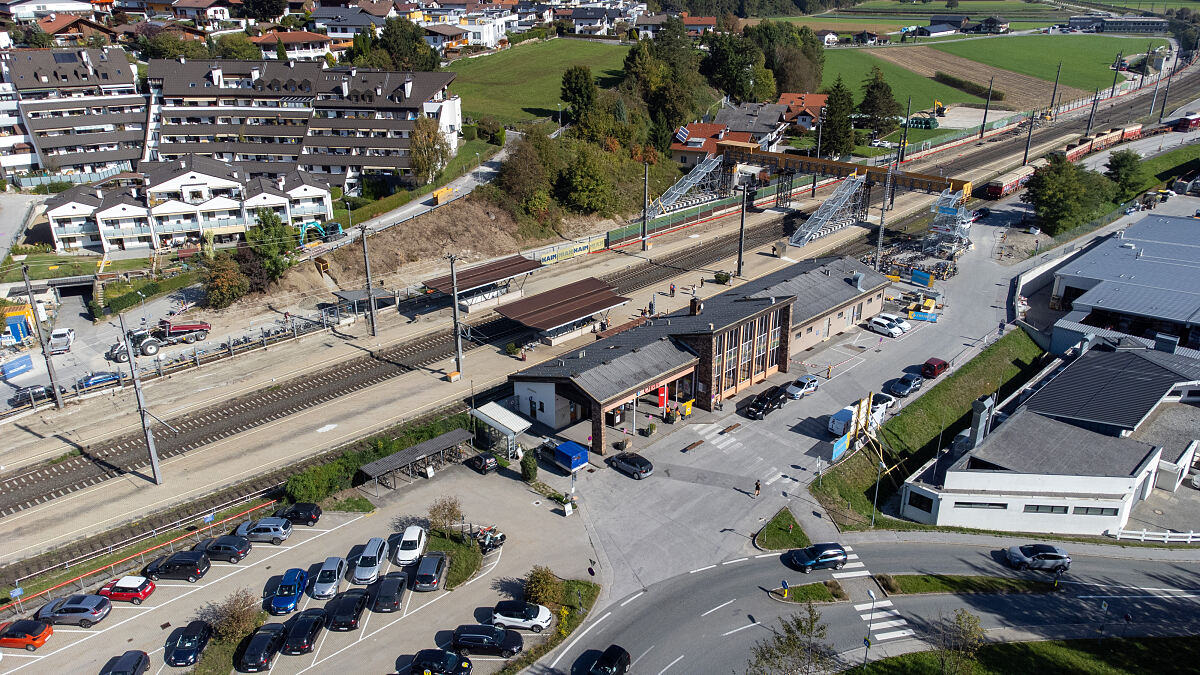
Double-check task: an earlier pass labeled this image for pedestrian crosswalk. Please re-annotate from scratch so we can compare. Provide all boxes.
[838,547,914,642]
[692,422,744,452]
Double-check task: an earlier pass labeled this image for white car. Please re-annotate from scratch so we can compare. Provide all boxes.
[868,317,902,338]
[876,312,912,332]
[48,328,75,354]
[785,374,820,399]
[392,525,427,566]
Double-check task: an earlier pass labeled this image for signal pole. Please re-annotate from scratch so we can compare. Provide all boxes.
[898,96,911,162]
[1159,59,1177,123]
[1049,61,1062,122]
[736,185,747,278]
[1022,110,1036,166]
[447,254,464,375]
[21,265,64,409]
[1110,51,1123,98]
[979,76,994,139]
[119,312,163,485]
[359,223,376,338]
[641,162,649,252]
[1086,90,1100,136]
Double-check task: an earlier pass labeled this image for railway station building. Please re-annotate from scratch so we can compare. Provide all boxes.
[508,256,889,454]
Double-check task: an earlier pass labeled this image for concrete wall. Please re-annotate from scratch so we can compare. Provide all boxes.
[512,380,569,429]
[791,288,885,353]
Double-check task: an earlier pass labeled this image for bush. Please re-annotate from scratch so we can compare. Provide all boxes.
[462,125,478,141]
[505,342,520,356]
[524,565,563,606]
[713,271,731,285]
[428,495,463,533]
[105,272,197,314]
[521,451,538,482]
[494,128,507,146]
[194,588,263,642]
[933,72,1006,101]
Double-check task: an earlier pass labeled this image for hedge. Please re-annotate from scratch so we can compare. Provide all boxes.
[934,72,1006,101]
[104,272,197,314]
[509,27,547,45]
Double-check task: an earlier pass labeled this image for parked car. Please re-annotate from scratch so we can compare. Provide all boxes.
[193,535,252,563]
[490,600,553,633]
[235,517,293,545]
[237,623,286,672]
[921,357,949,378]
[351,537,389,585]
[371,572,407,613]
[785,374,820,399]
[869,392,896,411]
[827,404,884,436]
[0,620,52,651]
[451,624,524,658]
[165,620,212,667]
[8,384,65,407]
[746,385,787,419]
[889,373,924,397]
[787,543,848,573]
[876,312,912,333]
[76,371,122,391]
[588,644,632,675]
[466,452,498,474]
[47,328,75,354]
[274,502,322,526]
[35,594,111,627]
[410,648,472,675]
[99,576,156,605]
[312,557,346,599]
[868,317,902,338]
[607,452,654,480]
[1006,544,1071,573]
[393,525,427,566]
[327,589,369,631]
[269,568,309,615]
[282,609,327,655]
[413,551,449,592]
[99,649,150,675]
[144,551,210,582]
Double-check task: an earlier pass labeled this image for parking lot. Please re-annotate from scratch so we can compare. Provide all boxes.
[0,466,593,674]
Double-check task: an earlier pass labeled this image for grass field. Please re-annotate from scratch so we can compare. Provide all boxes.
[1,252,149,282]
[771,579,847,603]
[823,48,985,106]
[844,635,1200,675]
[932,35,1170,91]
[448,40,628,124]
[756,508,812,550]
[848,0,1062,12]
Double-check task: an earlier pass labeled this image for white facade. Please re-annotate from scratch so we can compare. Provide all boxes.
[6,0,94,21]
[0,83,36,173]
[512,380,577,429]
[460,13,519,48]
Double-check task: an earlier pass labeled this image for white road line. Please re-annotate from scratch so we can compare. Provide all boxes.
[843,546,853,552]
[549,611,611,669]
[764,473,782,486]
[875,629,916,640]
[846,554,860,561]
[860,610,901,621]
[633,645,655,667]
[657,654,685,674]
[854,600,893,611]
[832,570,871,579]
[722,558,748,565]
[689,565,716,574]
[701,599,736,617]
[48,629,94,634]
[755,552,782,558]
[721,622,761,637]
[713,437,737,449]
[841,562,866,569]
[1079,593,1200,599]
[620,591,645,607]
[870,619,908,630]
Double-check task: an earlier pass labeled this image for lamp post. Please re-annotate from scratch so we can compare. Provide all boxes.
[557,103,561,127]
[136,291,147,326]
[870,460,885,527]
[863,588,877,664]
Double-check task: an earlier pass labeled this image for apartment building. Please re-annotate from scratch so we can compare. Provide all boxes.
[3,48,145,177]
[0,82,36,175]
[250,31,333,60]
[45,154,333,252]
[145,58,461,194]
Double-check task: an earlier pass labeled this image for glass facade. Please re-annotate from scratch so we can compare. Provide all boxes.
[713,308,784,396]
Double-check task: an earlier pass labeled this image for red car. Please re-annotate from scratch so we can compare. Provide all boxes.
[99,576,156,605]
[0,620,53,651]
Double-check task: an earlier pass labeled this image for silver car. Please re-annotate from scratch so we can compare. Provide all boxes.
[312,557,346,599]
[785,375,820,399]
[36,594,111,628]
[1006,544,1071,573]
[235,517,293,545]
[351,537,388,585]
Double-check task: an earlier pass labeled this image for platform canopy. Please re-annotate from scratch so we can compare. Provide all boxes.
[333,288,393,304]
[471,401,533,437]
[424,255,543,295]
[496,277,630,332]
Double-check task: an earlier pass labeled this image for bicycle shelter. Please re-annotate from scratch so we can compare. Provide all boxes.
[360,428,474,495]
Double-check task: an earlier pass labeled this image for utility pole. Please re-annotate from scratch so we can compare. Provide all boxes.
[359,223,376,338]
[1149,63,1163,118]
[1110,51,1123,99]
[118,312,163,485]
[1086,90,1100,136]
[1049,61,1062,122]
[1138,42,1153,89]
[447,254,464,375]
[21,265,64,409]
[875,167,893,273]
[1159,60,1176,123]
[640,161,649,252]
[736,184,747,277]
[898,96,911,162]
[1022,110,1036,165]
[979,76,994,139]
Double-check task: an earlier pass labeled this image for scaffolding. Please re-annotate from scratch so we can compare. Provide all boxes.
[925,188,972,256]
[647,156,723,219]
[790,174,869,246]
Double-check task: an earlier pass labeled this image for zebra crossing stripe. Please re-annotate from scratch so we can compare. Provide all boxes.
[870,619,908,630]
[875,629,915,640]
[859,609,901,621]
[832,570,871,579]
[854,600,892,611]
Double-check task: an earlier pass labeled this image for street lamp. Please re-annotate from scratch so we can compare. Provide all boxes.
[863,588,877,664]
[136,291,147,326]
[870,460,886,528]
[557,103,561,127]
[475,151,480,179]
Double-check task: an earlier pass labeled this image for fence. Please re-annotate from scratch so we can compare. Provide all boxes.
[1112,528,1200,543]
[13,165,129,188]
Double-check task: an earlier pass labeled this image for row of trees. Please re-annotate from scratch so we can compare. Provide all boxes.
[199,209,299,309]
[815,66,902,157]
[1021,150,1144,236]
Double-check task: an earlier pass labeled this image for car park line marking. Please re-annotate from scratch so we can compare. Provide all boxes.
[620,591,645,607]
[854,600,892,611]
[832,570,871,579]
[841,562,866,569]
[657,654,685,674]
[1064,581,1200,592]
[153,662,167,675]
[701,599,735,617]
[0,653,43,659]
[870,620,908,630]
[633,645,655,667]
[755,552,782,558]
[860,610,901,621]
[308,627,332,668]
[722,558,748,565]
[152,583,194,587]
[875,629,915,640]
[46,629,93,634]
[721,622,761,637]
[549,611,611,669]
[461,546,503,588]
[689,565,716,574]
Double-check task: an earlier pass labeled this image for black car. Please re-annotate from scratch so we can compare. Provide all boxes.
[144,552,210,583]
[466,453,498,474]
[371,572,407,613]
[889,372,924,397]
[588,644,631,675]
[274,502,322,526]
[326,589,369,631]
[193,535,252,563]
[607,452,653,480]
[787,542,848,574]
[282,609,327,655]
[8,384,65,407]
[410,648,472,675]
[237,623,286,672]
[450,624,524,658]
[165,620,212,667]
[746,385,787,420]
[99,650,150,675]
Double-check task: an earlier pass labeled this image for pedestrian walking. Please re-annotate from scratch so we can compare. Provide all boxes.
[670,283,676,297]
[754,480,761,498]
[700,277,705,288]
[284,311,290,322]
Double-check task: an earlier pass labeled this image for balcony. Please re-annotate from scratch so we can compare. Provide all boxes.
[106,226,154,237]
[156,222,200,234]
[53,225,98,236]
[290,204,330,216]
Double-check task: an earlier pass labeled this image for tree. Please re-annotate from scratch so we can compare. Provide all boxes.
[520,450,538,482]
[247,208,297,282]
[859,65,901,136]
[25,28,53,48]
[820,75,856,157]
[379,18,438,71]
[654,16,699,78]
[524,566,563,606]
[649,79,691,133]
[86,34,108,49]
[141,32,211,60]
[701,33,760,102]
[275,38,287,61]
[410,115,451,185]
[773,45,820,94]
[1022,153,1116,234]
[428,495,463,533]
[500,138,550,214]
[243,0,287,21]
[200,252,249,309]
[216,33,260,60]
[931,608,984,675]
[1105,149,1145,198]
[560,146,614,213]
[623,39,665,100]
[946,0,960,7]
[194,588,262,642]
[751,58,777,102]
[561,65,599,121]
[745,601,836,675]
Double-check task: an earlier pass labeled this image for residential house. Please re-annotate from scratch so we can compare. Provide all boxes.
[354,0,395,18]
[423,22,468,52]
[2,0,93,21]
[928,14,969,29]
[0,81,36,175]
[91,0,115,15]
[680,12,713,37]
[918,23,958,37]
[814,29,838,47]
[713,102,789,151]
[459,10,519,47]
[515,2,552,26]
[979,16,1009,33]
[250,30,333,60]
[777,92,827,131]
[112,20,207,45]
[171,0,236,32]
[633,11,666,38]
[311,6,385,49]
[852,30,877,45]
[570,7,618,35]
[35,15,117,45]
[670,122,752,167]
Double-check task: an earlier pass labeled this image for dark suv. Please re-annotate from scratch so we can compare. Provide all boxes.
[787,543,848,574]
[274,502,322,527]
[9,384,65,407]
[145,552,211,582]
[450,624,524,658]
[746,385,787,420]
[193,535,252,563]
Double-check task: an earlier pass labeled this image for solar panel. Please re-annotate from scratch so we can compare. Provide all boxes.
[53,53,79,64]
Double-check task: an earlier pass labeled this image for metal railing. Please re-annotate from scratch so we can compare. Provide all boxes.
[1112,528,1200,544]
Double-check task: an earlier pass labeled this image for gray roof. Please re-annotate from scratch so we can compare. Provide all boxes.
[635,13,670,26]
[142,154,244,185]
[1023,344,1200,431]
[1051,317,1200,359]
[5,48,135,92]
[955,409,1158,477]
[924,23,960,33]
[742,256,889,324]
[311,7,384,27]
[713,103,789,137]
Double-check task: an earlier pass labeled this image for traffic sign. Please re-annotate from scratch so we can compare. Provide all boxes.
[203,514,214,524]
[9,587,23,598]
[863,637,871,648]
[1101,600,1109,612]
[782,580,789,589]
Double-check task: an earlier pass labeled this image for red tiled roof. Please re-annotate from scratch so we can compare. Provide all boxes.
[251,30,331,45]
[777,93,828,121]
[670,123,753,156]
[682,15,715,27]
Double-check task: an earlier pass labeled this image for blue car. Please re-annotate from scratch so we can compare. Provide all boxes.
[76,371,122,391]
[269,568,308,615]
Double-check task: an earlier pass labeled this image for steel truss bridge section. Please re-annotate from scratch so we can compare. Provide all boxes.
[790,174,868,246]
[648,156,723,218]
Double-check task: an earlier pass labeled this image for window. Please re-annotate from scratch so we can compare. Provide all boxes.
[907,491,933,513]
[953,501,1007,510]
[837,311,843,318]
[739,323,753,381]
[806,327,813,333]
[724,331,736,389]
[538,401,544,413]
[1073,507,1118,516]
[1023,504,1067,514]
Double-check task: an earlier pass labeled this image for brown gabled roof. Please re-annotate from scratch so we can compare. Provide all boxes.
[356,0,393,16]
[250,30,331,45]
[37,15,115,36]
[424,23,467,37]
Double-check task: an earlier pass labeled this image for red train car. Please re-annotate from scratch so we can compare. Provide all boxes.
[985,165,1037,198]
[1122,124,1143,141]
[1174,113,1200,132]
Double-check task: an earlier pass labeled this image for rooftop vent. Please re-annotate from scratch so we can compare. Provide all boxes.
[577,350,586,359]
[851,272,865,292]
[1120,242,1136,249]
[1154,333,1180,354]
[689,297,703,315]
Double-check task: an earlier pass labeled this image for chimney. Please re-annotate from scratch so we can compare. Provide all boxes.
[277,176,285,191]
[375,85,383,96]
[250,66,260,81]
[349,67,357,77]
[340,80,349,96]
[288,59,296,69]
[403,74,413,98]
[851,272,865,291]
[179,56,186,64]
[94,187,102,199]
[1154,333,1180,354]
[577,350,586,359]
[967,394,995,451]
[689,297,703,315]
[769,296,776,304]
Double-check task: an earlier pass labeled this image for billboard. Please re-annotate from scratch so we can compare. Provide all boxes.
[2,354,33,380]
[832,433,850,461]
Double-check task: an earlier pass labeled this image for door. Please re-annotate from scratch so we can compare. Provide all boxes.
[823,317,832,341]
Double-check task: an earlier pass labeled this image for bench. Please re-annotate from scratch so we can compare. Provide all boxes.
[684,441,704,453]
[721,424,741,434]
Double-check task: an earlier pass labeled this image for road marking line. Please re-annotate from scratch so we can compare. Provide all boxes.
[49,629,94,633]
[755,552,782,558]
[549,611,611,669]
[689,565,716,574]
[1079,593,1200,599]
[860,610,901,621]
[633,645,654,667]
[701,599,736,617]
[721,622,761,637]
[870,619,908,630]
[832,570,871,579]
[620,591,644,607]
[722,558,748,565]
[764,472,783,486]
[854,600,893,611]
[657,654,685,674]
[843,546,853,552]
[841,562,866,569]
[875,629,915,640]
[713,436,736,449]
[846,554,860,561]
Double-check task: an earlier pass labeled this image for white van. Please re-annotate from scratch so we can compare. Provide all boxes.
[828,404,885,436]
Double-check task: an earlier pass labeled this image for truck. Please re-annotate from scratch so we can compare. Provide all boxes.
[827,403,885,437]
[48,328,75,354]
[106,319,211,362]
[538,440,589,474]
